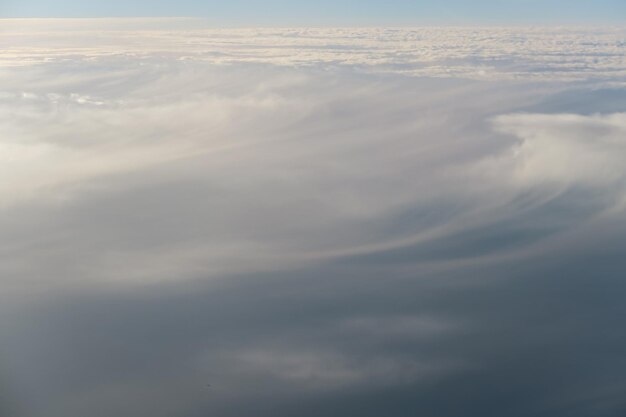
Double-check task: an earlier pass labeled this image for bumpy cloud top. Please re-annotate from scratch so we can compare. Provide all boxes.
[1,20,626,81]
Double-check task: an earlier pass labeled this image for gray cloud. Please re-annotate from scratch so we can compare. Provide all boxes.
[1,21,626,417]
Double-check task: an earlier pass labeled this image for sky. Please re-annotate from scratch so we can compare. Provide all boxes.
[2,12,626,417]
[1,0,626,24]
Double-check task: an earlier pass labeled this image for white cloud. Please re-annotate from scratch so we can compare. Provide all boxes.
[1,21,625,81]
[1,22,626,294]
[491,112,626,187]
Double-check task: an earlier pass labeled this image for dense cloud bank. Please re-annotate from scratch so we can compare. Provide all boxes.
[2,20,626,81]
[1,21,626,417]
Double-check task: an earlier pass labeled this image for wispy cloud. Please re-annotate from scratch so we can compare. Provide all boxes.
[2,20,626,417]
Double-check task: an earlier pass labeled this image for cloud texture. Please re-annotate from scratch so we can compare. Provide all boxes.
[1,20,626,417]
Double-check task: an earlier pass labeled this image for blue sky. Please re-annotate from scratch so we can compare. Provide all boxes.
[1,0,625,25]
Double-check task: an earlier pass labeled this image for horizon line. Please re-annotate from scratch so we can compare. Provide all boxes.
[0,17,622,29]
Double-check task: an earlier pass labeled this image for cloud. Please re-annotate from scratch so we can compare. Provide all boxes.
[491,112,626,187]
[1,20,626,81]
[2,20,626,417]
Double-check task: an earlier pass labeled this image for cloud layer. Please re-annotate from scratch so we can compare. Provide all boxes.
[1,20,626,417]
[2,20,626,81]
